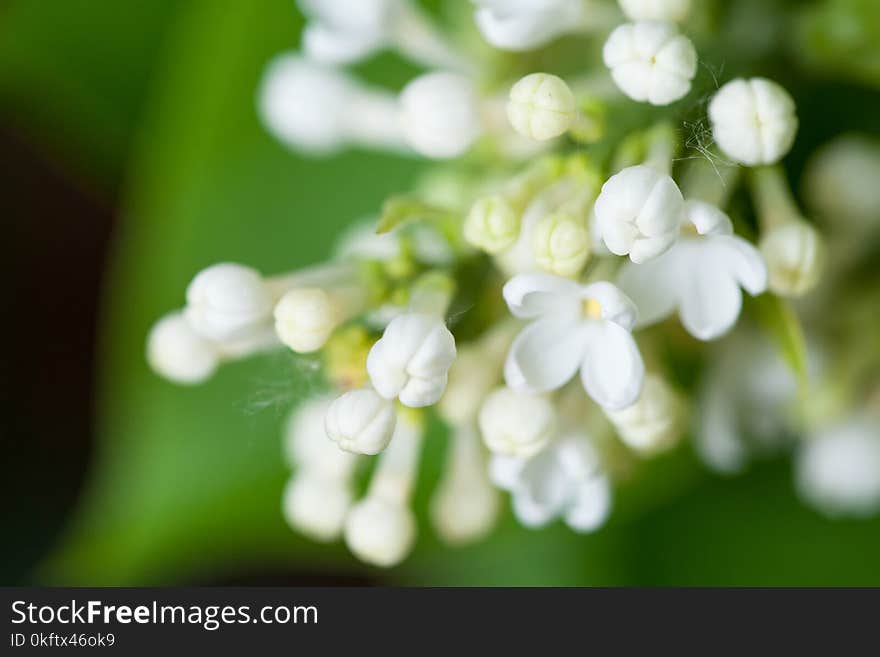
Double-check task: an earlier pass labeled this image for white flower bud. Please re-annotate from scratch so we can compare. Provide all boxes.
[344,496,416,567]
[796,415,880,518]
[759,221,825,297]
[273,288,340,353]
[594,164,684,263]
[185,263,273,342]
[147,313,220,384]
[708,77,798,166]
[400,72,483,159]
[298,0,390,65]
[618,0,691,22]
[606,374,683,454]
[431,425,499,545]
[284,396,358,477]
[507,73,576,141]
[282,473,353,542]
[301,22,384,66]
[479,386,557,458]
[473,1,586,51]
[367,313,457,408]
[603,21,697,106]
[464,195,521,254]
[532,211,591,276]
[325,388,397,455]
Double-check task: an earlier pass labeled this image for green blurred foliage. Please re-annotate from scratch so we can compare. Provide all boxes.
[3,0,880,585]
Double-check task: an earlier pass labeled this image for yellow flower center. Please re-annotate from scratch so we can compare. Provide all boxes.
[582,297,603,319]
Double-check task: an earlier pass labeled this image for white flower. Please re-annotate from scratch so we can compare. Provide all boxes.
[594,164,684,263]
[796,415,880,518]
[617,200,767,340]
[185,263,273,342]
[708,77,798,166]
[503,274,645,410]
[284,397,358,477]
[399,72,483,159]
[274,288,340,353]
[344,409,422,566]
[507,73,576,141]
[345,496,416,567]
[532,211,591,277]
[147,313,220,384]
[464,195,522,254]
[759,220,825,297]
[431,424,500,544]
[282,473,354,542]
[618,0,691,22]
[478,386,557,457]
[298,0,391,65]
[602,21,697,106]
[258,54,402,155]
[367,313,457,407]
[472,0,587,51]
[490,434,612,532]
[606,373,684,453]
[325,388,397,455]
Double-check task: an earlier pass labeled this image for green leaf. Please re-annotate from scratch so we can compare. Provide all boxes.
[748,293,810,384]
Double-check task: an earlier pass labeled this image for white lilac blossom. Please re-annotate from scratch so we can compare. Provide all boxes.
[147,313,221,384]
[503,274,645,410]
[185,263,274,342]
[284,396,358,477]
[618,0,691,22]
[602,21,697,106]
[507,73,576,141]
[796,414,880,518]
[274,288,341,354]
[325,388,398,455]
[606,373,685,454]
[708,78,798,166]
[258,54,403,154]
[344,409,423,566]
[479,386,557,457]
[759,221,825,298]
[617,200,767,340]
[399,72,483,159]
[472,0,589,51]
[367,313,457,407]
[430,424,500,544]
[594,164,685,263]
[490,433,612,532]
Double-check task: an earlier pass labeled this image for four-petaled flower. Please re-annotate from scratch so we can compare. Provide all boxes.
[503,273,645,411]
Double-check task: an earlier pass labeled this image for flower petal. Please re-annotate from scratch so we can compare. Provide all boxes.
[580,321,644,410]
[616,246,683,328]
[502,272,581,319]
[711,234,768,296]
[564,474,612,533]
[678,245,744,340]
[685,200,733,236]
[579,281,639,330]
[505,315,586,393]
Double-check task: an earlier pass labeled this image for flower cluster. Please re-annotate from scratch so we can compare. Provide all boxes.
[147,0,880,567]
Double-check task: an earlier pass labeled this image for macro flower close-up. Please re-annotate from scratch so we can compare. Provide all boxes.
[5,0,880,591]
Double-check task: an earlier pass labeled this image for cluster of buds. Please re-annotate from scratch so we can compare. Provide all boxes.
[147,0,880,567]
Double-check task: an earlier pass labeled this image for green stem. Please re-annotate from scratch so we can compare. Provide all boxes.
[749,165,802,231]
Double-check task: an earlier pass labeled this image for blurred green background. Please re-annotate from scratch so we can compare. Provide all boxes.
[3,0,880,586]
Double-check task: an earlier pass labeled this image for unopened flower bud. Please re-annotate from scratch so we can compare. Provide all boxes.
[185,263,273,342]
[618,0,691,22]
[400,72,483,159]
[367,313,457,407]
[284,396,358,477]
[147,313,220,384]
[479,386,556,458]
[603,21,697,106]
[325,388,397,455]
[759,221,825,297]
[532,211,591,276]
[473,2,585,51]
[606,374,684,454]
[709,77,798,166]
[594,164,684,263]
[507,73,576,141]
[344,496,416,567]
[282,473,353,542]
[464,195,521,254]
[274,288,340,353]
